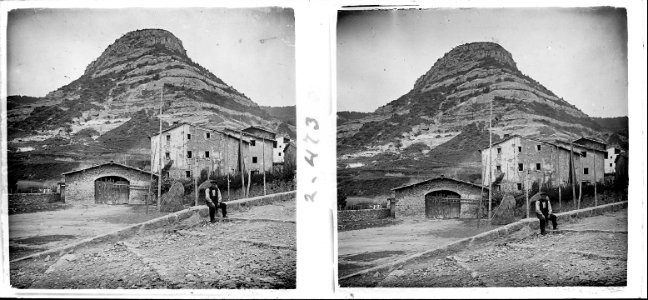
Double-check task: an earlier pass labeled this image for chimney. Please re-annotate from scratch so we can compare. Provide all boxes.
[504,133,510,138]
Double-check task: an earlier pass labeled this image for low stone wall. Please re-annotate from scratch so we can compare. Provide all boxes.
[8,193,63,214]
[338,208,391,225]
[10,190,296,263]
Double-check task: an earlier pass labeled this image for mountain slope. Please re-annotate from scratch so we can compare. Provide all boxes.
[337,42,618,193]
[7,29,294,180]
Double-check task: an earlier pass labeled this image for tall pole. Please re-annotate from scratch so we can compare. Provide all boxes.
[157,85,163,212]
[478,157,484,225]
[578,152,583,209]
[194,155,198,206]
[262,137,267,196]
[557,145,562,211]
[525,171,529,218]
[239,130,245,198]
[593,152,598,207]
[226,136,230,201]
[488,95,493,220]
[570,142,576,203]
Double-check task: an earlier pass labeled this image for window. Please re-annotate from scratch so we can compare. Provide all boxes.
[497,147,502,154]
[165,152,170,159]
[205,151,210,158]
[517,183,523,190]
[185,171,191,178]
[536,163,541,170]
[205,132,211,139]
[604,152,608,159]
[166,135,171,142]
[251,140,256,146]
[609,163,613,167]
[518,146,522,153]
[187,134,192,140]
[518,163,524,171]
[187,151,192,158]
[537,145,542,151]
[496,165,501,172]
[273,141,278,148]
[279,152,282,157]
[581,151,587,157]
[252,157,258,163]
[583,168,589,175]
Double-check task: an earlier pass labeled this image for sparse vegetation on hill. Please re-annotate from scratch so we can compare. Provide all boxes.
[7,29,295,182]
[261,106,296,126]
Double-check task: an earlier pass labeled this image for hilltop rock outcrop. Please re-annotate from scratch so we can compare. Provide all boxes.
[338,42,607,173]
[8,29,294,155]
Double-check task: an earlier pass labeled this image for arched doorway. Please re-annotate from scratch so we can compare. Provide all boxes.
[95,176,130,204]
[425,190,461,219]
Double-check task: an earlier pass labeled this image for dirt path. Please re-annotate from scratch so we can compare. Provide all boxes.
[10,201,297,289]
[338,217,500,277]
[9,205,170,260]
[341,209,628,287]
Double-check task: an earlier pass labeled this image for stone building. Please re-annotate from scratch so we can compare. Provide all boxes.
[480,135,605,193]
[150,123,251,179]
[273,135,291,164]
[62,161,157,204]
[225,126,276,174]
[605,146,623,174]
[392,176,487,219]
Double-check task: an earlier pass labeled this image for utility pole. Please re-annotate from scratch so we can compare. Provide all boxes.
[194,155,198,206]
[593,153,598,207]
[157,85,163,212]
[262,137,266,196]
[570,142,576,203]
[525,171,529,218]
[557,145,562,211]
[488,95,493,220]
[578,152,583,209]
[239,130,245,198]
[226,136,230,201]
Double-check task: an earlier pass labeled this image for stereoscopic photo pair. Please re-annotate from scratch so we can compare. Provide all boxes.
[2,3,641,297]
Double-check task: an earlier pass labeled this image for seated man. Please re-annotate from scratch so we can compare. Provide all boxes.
[205,181,227,222]
[535,192,557,235]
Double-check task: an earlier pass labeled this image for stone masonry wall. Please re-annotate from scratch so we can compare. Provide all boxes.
[8,193,62,214]
[395,179,484,217]
[337,208,391,225]
[65,164,153,204]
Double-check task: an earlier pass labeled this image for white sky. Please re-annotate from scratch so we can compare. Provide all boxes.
[7,7,295,107]
[337,7,628,117]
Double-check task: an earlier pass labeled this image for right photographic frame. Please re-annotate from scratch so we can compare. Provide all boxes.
[336,7,630,288]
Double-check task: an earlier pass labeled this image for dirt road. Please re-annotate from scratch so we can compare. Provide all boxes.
[10,201,296,289]
[338,217,500,277]
[340,209,627,287]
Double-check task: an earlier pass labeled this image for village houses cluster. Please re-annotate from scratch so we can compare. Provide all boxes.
[391,135,626,219]
[150,123,294,179]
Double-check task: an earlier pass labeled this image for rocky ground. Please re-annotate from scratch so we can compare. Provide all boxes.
[340,209,627,287]
[338,217,500,277]
[10,201,296,289]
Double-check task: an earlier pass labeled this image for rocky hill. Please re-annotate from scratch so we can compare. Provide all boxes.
[7,29,295,181]
[337,42,624,197]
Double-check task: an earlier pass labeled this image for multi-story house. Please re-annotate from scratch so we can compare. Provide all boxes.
[150,123,251,179]
[480,135,605,192]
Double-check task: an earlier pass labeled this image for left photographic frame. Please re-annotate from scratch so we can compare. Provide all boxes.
[4,6,296,290]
